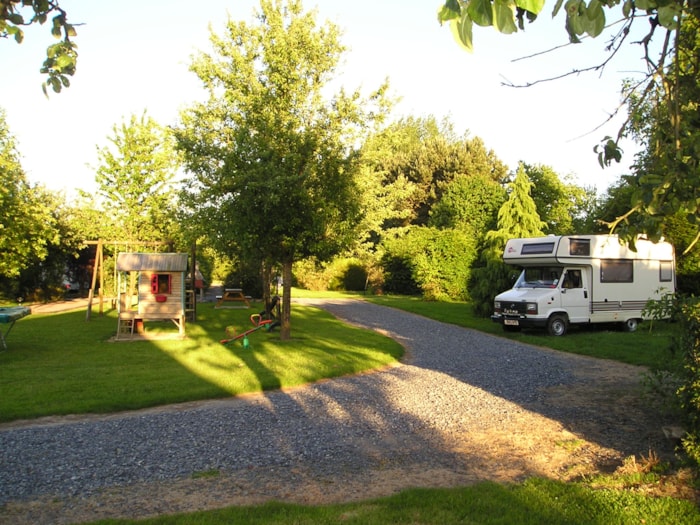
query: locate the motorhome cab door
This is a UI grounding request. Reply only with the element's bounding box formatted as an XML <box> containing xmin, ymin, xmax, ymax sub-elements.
<box><xmin>559</xmin><ymin>268</ymin><xmax>590</xmax><ymax>323</ymax></box>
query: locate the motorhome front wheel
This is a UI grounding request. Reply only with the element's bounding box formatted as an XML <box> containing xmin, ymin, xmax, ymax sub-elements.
<box><xmin>547</xmin><ymin>315</ymin><xmax>568</xmax><ymax>336</ymax></box>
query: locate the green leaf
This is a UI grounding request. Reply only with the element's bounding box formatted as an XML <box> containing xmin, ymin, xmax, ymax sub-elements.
<box><xmin>7</xmin><ymin>25</ymin><xmax>24</xmax><ymax>44</ymax></box>
<box><xmin>634</xmin><ymin>0</ymin><xmax>655</xmax><ymax>9</ymax></box>
<box><xmin>584</xmin><ymin>1</ymin><xmax>605</xmax><ymax>37</ymax></box>
<box><xmin>8</xmin><ymin>13</ymin><xmax>25</xmax><ymax>25</ymax></box>
<box><xmin>565</xmin><ymin>0</ymin><xmax>583</xmax><ymax>17</ymax></box>
<box><xmin>657</xmin><ymin>5</ymin><xmax>679</xmax><ymax>29</ymax></box>
<box><xmin>586</xmin><ymin>0</ymin><xmax>599</xmax><ymax>19</ymax></box>
<box><xmin>437</xmin><ymin>0</ymin><xmax>461</xmax><ymax>24</ymax></box>
<box><xmin>493</xmin><ymin>0</ymin><xmax>518</xmax><ymax>34</ymax></box>
<box><xmin>468</xmin><ymin>0</ymin><xmax>494</xmax><ymax>27</ymax></box>
<box><xmin>49</xmin><ymin>76</ymin><xmax>62</xmax><ymax>93</ymax></box>
<box><xmin>551</xmin><ymin>0</ymin><xmax>565</xmax><ymax>17</ymax></box>
<box><xmin>515</xmin><ymin>0</ymin><xmax>545</xmax><ymax>15</ymax></box>
<box><xmin>450</xmin><ymin>12</ymin><xmax>474</xmax><ymax>51</ymax></box>
<box><xmin>56</xmin><ymin>54</ymin><xmax>74</xmax><ymax>69</ymax></box>
<box><xmin>622</xmin><ymin>0</ymin><xmax>632</xmax><ymax>17</ymax></box>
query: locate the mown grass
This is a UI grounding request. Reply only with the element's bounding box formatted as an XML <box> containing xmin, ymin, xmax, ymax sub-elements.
<box><xmin>0</xmin><ymin>301</ymin><xmax>402</xmax><ymax>422</ymax></box>
<box><xmin>90</xmin><ymin>479</ymin><xmax>700</xmax><ymax>525</ymax></box>
<box><xmin>364</xmin><ymin>295</ymin><xmax>676</xmax><ymax>369</ymax></box>
<box><xmin>2</xmin><ymin>291</ymin><xmax>696</xmax><ymax>525</ymax></box>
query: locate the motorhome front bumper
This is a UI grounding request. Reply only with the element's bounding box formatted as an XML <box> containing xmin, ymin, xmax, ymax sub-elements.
<box><xmin>490</xmin><ymin>314</ymin><xmax>548</xmax><ymax>329</ymax></box>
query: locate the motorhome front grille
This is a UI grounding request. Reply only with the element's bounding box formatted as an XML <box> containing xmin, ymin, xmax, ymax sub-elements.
<box><xmin>501</xmin><ymin>302</ymin><xmax>529</xmax><ymax>314</ymax></box>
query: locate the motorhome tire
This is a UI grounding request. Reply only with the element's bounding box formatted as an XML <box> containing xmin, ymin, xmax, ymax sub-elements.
<box><xmin>623</xmin><ymin>318</ymin><xmax>639</xmax><ymax>332</ymax></box>
<box><xmin>547</xmin><ymin>315</ymin><xmax>568</xmax><ymax>336</ymax></box>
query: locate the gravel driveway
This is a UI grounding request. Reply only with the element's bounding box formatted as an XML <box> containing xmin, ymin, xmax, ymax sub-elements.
<box><xmin>0</xmin><ymin>299</ymin><xmax>675</xmax><ymax>523</ymax></box>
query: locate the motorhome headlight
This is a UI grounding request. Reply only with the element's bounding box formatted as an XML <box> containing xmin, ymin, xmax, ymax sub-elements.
<box><xmin>494</xmin><ymin>301</ymin><xmax>501</xmax><ymax>312</ymax></box>
<box><xmin>526</xmin><ymin>302</ymin><xmax>538</xmax><ymax>314</ymax></box>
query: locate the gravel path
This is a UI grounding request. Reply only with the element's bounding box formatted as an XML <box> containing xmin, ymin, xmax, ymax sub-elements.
<box><xmin>0</xmin><ymin>299</ymin><xmax>674</xmax><ymax>523</ymax></box>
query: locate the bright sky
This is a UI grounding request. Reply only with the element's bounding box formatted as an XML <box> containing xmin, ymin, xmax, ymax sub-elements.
<box><xmin>2</xmin><ymin>0</ymin><xmax>649</xmax><ymax>199</ymax></box>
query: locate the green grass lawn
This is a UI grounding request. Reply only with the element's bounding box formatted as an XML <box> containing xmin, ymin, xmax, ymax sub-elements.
<box><xmin>90</xmin><ymin>479</ymin><xmax>700</xmax><ymax>525</ymax></box>
<box><xmin>0</xmin><ymin>300</ymin><xmax>403</xmax><ymax>422</ymax></box>
<box><xmin>2</xmin><ymin>292</ymin><xmax>695</xmax><ymax>525</ymax></box>
<box><xmin>365</xmin><ymin>295</ymin><xmax>676</xmax><ymax>369</ymax></box>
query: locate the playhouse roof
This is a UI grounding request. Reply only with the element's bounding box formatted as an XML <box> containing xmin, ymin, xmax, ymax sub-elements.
<box><xmin>116</xmin><ymin>253</ymin><xmax>188</xmax><ymax>272</ymax></box>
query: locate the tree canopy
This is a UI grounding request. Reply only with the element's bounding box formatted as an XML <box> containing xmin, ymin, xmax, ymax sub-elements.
<box><xmin>438</xmin><ymin>0</ymin><xmax>699</xmax><ymax>242</ymax></box>
<box><xmin>0</xmin><ymin>107</ymin><xmax>61</xmax><ymax>279</ymax></box>
<box><xmin>175</xmin><ymin>0</ymin><xmax>390</xmax><ymax>338</ymax></box>
<box><xmin>1</xmin><ymin>0</ymin><xmax>79</xmax><ymax>94</ymax></box>
<box><xmin>91</xmin><ymin>112</ymin><xmax>181</xmax><ymax>244</ymax></box>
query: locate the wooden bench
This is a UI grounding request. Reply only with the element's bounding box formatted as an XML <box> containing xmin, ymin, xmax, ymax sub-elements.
<box><xmin>215</xmin><ymin>288</ymin><xmax>251</xmax><ymax>309</ymax></box>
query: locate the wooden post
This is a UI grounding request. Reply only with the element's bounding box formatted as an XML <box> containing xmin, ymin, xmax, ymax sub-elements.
<box><xmin>98</xmin><ymin>241</ymin><xmax>104</xmax><ymax>316</ymax></box>
<box><xmin>86</xmin><ymin>240</ymin><xmax>102</xmax><ymax>321</ymax></box>
<box><xmin>190</xmin><ymin>241</ymin><xmax>197</xmax><ymax>321</ymax></box>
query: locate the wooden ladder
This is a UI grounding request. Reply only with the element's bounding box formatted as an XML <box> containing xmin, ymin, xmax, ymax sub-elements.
<box><xmin>118</xmin><ymin>318</ymin><xmax>134</xmax><ymax>338</ymax></box>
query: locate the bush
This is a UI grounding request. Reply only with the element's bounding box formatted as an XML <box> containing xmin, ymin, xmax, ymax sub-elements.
<box><xmin>672</xmin><ymin>296</ymin><xmax>700</xmax><ymax>465</ymax></box>
<box><xmin>381</xmin><ymin>227</ymin><xmax>478</xmax><ymax>300</ymax></box>
<box><xmin>341</xmin><ymin>263</ymin><xmax>368</xmax><ymax>291</ymax></box>
<box><xmin>293</xmin><ymin>257</ymin><xmax>369</xmax><ymax>292</ymax></box>
<box><xmin>469</xmin><ymin>258</ymin><xmax>520</xmax><ymax>318</ymax></box>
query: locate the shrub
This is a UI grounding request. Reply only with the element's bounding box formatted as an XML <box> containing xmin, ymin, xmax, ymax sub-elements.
<box><xmin>672</xmin><ymin>296</ymin><xmax>700</xmax><ymax>465</ymax></box>
<box><xmin>293</xmin><ymin>257</ymin><xmax>369</xmax><ymax>292</ymax></box>
<box><xmin>381</xmin><ymin>227</ymin><xmax>477</xmax><ymax>300</ymax></box>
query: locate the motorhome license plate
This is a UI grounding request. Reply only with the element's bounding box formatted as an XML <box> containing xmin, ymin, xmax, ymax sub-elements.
<box><xmin>504</xmin><ymin>319</ymin><xmax>519</xmax><ymax>326</ymax></box>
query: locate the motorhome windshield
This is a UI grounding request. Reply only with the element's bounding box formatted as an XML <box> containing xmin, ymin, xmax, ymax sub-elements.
<box><xmin>515</xmin><ymin>267</ymin><xmax>562</xmax><ymax>288</ymax></box>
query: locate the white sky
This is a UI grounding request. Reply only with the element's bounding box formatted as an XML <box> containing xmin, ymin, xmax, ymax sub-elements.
<box><xmin>1</xmin><ymin>0</ymin><xmax>650</xmax><ymax>199</ymax></box>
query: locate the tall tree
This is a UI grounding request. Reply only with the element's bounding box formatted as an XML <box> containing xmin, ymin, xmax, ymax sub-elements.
<box><xmin>360</xmin><ymin>116</ymin><xmax>508</xmax><ymax>228</ymax></box>
<box><xmin>428</xmin><ymin>173</ymin><xmax>507</xmax><ymax>235</ymax></box>
<box><xmin>469</xmin><ymin>163</ymin><xmax>546</xmax><ymax>316</ymax></box>
<box><xmin>616</xmin><ymin>14</ymin><xmax>700</xmax><ymax>243</ymax></box>
<box><xmin>92</xmin><ymin>112</ymin><xmax>181</xmax><ymax>244</ymax></box>
<box><xmin>523</xmin><ymin>163</ymin><xmax>596</xmax><ymax>235</ymax></box>
<box><xmin>175</xmin><ymin>0</ymin><xmax>390</xmax><ymax>339</ymax></box>
<box><xmin>437</xmin><ymin>0</ymin><xmax>699</xmax><ymax>240</ymax></box>
<box><xmin>0</xmin><ymin>107</ymin><xmax>60</xmax><ymax>279</ymax></box>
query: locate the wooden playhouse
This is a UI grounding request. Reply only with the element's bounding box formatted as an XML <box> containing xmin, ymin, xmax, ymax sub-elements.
<box><xmin>115</xmin><ymin>252</ymin><xmax>189</xmax><ymax>340</ymax></box>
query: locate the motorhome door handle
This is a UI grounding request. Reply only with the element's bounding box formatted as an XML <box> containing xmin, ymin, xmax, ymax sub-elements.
<box><xmin>584</xmin><ymin>291</ymin><xmax>588</xmax><ymax>299</ymax></box>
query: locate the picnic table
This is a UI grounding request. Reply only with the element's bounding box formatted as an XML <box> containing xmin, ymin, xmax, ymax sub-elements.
<box><xmin>0</xmin><ymin>306</ymin><xmax>31</xmax><ymax>351</ymax></box>
<box><xmin>215</xmin><ymin>288</ymin><xmax>251</xmax><ymax>309</ymax></box>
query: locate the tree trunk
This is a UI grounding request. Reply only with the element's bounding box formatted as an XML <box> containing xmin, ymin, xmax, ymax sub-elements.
<box><xmin>280</xmin><ymin>260</ymin><xmax>293</xmax><ymax>340</ymax></box>
<box><xmin>261</xmin><ymin>260</ymin><xmax>271</xmax><ymax>317</ymax></box>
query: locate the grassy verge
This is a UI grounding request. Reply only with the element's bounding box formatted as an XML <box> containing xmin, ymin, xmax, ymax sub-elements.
<box><xmin>364</xmin><ymin>295</ymin><xmax>676</xmax><ymax>369</ymax></box>
<box><xmin>89</xmin><ymin>478</ymin><xmax>700</xmax><ymax>525</ymax></box>
<box><xmin>0</xmin><ymin>301</ymin><xmax>402</xmax><ymax>422</ymax></box>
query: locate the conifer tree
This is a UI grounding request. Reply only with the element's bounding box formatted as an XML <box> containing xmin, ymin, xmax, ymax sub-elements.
<box><xmin>469</xmin><ymin>163</ymin><xmax>545</xmax><ymax>316</ymax></box>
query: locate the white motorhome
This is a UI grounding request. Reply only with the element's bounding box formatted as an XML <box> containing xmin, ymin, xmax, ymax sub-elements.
<box><xmin>491</xmin><ymin>234</ymin><xmax>675</xmax><ymax>336</ymax></box>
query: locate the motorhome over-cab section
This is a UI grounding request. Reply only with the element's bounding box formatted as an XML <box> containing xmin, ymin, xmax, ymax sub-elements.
<box><xmin>503</xmin><ymin>235</ymin><xmax>675</xmax><ymax>267</ymax></box>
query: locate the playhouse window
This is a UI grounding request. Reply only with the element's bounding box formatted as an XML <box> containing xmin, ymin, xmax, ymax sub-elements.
<box><xmin>151</xmin><ymin>274</ymin><xmax>172</xmax><ymax>294</ymax></box>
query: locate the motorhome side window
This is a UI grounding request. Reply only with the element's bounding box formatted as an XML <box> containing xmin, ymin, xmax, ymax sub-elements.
<box><xmin>600</xmin><ymin>260</ymin><xmax>633</xmax><ymax>283</ymax></box>
<box><xmin>660</xmin><ymin>261</ymin><xmax>673</xmax><ymax>282</ymax></box>
<box><xmin>569</xmin><ymin>239</ymin><xmax>590</xmax><ymax>256</ymax></box>
<box><xmin>521</xmin><ymin>242</ymin><xmax>555</xmax><ymax>255</ymax></box>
